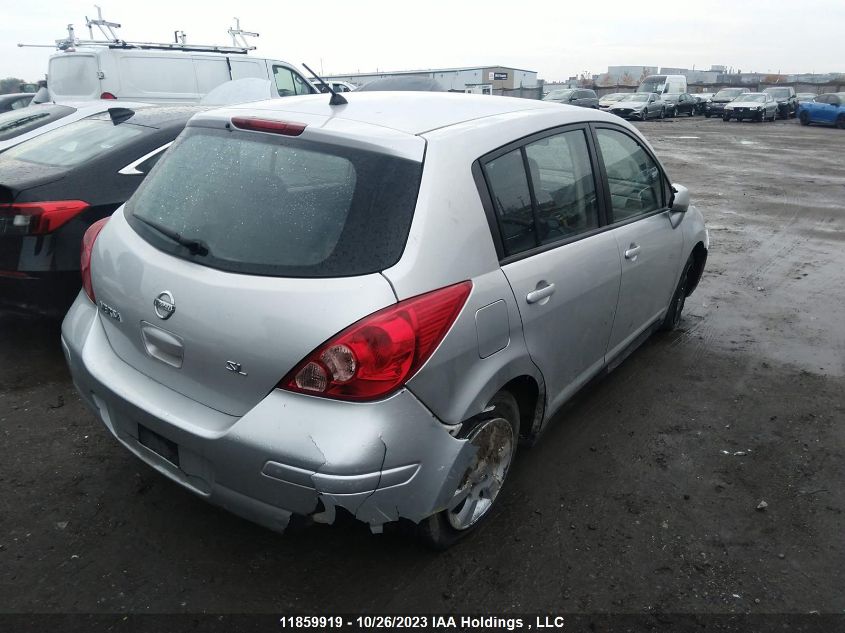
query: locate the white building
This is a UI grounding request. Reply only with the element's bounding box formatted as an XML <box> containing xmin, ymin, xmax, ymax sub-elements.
<box><xmin>322</xmin><ymin>66</ymin><xmax>538</xmax><ymax>92</ymax></box>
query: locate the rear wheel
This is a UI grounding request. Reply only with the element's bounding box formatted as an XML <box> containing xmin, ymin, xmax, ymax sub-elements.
<box><xmin>661</xmin><ymin>256</ymin><xmax>694</xmax><ymax>331</ymax></box>
<box><xmin>705</xmin><ymin>113</ymin><xmax>711</xmax><ymax>118</ymax></box>
<box><xmin>837</xmin><ymin>115</ymin><xmax>845</xmax><ymax>129</ymax></box>
<box><xmin>417</xmin><ymin>391</ymin><xmax>520</xmax><ymax>549</ymax></box>
<box><xmin>800</xmin><ymin>111</ymin><xmax>810</xmax><ymax>126</ymax></box>
<box><xmin>723</xmin><ymin>113</ymin><xmax>731</xmax><ymax>121</ymax></box>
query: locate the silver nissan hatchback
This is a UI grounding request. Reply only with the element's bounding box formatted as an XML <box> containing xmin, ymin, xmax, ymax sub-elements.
<box><xmin>62</xmin><ymin>92</ymin><xmax>708</xmax><ymax>548</ymax></box>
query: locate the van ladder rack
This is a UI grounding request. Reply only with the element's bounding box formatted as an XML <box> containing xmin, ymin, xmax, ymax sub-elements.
<box><xmin>18</xmin><ymin>7</ymin><xmax>257</xmax><ymax>54</ymax></box>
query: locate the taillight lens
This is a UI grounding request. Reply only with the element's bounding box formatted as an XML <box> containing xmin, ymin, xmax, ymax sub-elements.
<box><xmin>100</xmin><ymin>92</ymin><xmax>117</xmax><ymax>99</ymax></box>
<box><xmin>280</xmin><ymin>281</ymin><xmax>472</xmax><ymax>401</ymax></box>
<box><xmin>231</xmin><ymin>116</ymin><xmax>307</xmax><ymax>136</ymax></box>
<box><xmin>80</xmin><ymin>218</ymin><xmax>109</xmax><ymax>303</ymax></box>
<box><xmin>0</xmin><ymin>200</ymin><xmax>89</xmax><ymax>236</ymax></box>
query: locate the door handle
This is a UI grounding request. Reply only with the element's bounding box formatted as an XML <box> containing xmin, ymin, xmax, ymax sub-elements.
<box><xmin>526</xmin><ymin>283</ymin><xmax>555</xmax><ymax>304</ymax></box>
<box><xmin>624</xmin><ymin>243</ymin><xmax>641</xmax><ymax>260</ymax></box>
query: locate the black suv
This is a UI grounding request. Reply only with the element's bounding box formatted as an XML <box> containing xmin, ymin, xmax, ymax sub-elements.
<box><xmin>763</xmin><ymin>87</ymin><xmax>797</xmax><ymax>118</ymax></box>
<box><xmin>542</xmin><ymin>88</ymin><xmax>599</xmax><ymax>109</ymax></box>
<box><xmin>704</xmin><ymin>88</ymin><xmax>750</xmax><ymax>117</ymax></box>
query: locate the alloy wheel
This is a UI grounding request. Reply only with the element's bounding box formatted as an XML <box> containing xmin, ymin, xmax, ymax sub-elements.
<box><xmin>446</xmin><ymin>417</ymin><xmax>515</xmax><ymax>531</ymax></box>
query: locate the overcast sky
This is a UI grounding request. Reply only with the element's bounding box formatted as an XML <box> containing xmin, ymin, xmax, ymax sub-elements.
<box><xmin>3</xmin><ymin>0</ymin><xmax>842</xmax><ymax>82</ymax></box>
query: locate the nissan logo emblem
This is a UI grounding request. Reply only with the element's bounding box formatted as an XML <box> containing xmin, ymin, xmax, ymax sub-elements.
<box><xmin>153</xmin><ymin>291</ymin><xmax>175</xmax><ymax>320</ymax></box>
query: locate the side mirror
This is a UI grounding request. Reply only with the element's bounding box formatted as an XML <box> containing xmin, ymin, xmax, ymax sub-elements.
<box><xmin>671</xmin><ymin>184</ymin><xmax>690</xmax><ymax>213</ymax></box>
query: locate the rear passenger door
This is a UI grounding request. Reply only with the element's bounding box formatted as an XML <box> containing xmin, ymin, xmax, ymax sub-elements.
<box><xmin>594</xmin><ymin>125</ymin><xmax>684</xmax><ymax>360</ymax></box>
<box><xmin>480</xmin><ymin>125</ymin><xmax>621</xmax><ymax>413</ymax></box>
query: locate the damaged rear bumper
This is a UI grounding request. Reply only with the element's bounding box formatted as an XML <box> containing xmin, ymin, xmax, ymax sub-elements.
<box><xmin>61</xmin><ymin>295</ymin><xmax>474</xmax><ymax>534</ymax></box>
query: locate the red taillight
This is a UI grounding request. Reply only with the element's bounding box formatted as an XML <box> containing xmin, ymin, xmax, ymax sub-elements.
<box><xmin>100</xmin><ymin>92</ymin><xmax>117</xmax><ymax>99</ymax></box>
<box><xmin>231</xmin><ymin>116</ymin><xmax>307</xmax><ymax>136</ymax></box>
<box><xmin>0</xmin><ymin>200</ymin><xmax>89</xmax><ymax>236</ymax></box>
<box><xmin>280</xmin><ymin>281</ymin><xmax>472</xmax><ymax>401</ymax></box>
<box><xmin>80</xmin><ymin>218</ymin><xmax>109</xmax><ymax>303</ymax></box>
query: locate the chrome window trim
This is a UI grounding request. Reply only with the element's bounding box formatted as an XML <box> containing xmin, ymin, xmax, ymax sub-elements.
<box><xmin>118</xmin><ymin>142</ymin><xmax>173</xmax><ymax>176</ymax></box>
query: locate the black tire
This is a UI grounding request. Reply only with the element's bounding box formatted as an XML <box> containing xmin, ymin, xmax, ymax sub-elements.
<box><xmin>417</xmin><ymin>391</ymin><xmax>520</xmax><ymax>550</ymax></box>
<box><xmin>723</xmin><ymin>113</ymin><xmax>730</xmax><ymax>122</ymax></box>
<box><xmin>837</xmin><ymin>115</ymin><xmax>845</xmax><ymax>130</ymax></box>
<box><xmin>800</xmin><ymin>111</ymin><xmax>810</xmax><ymax>126</ymax></box>
<box><xmin>705</xmin><ymin>113</ymin><xmax>711</xmax><ymax>118</ymax></box>
<box><xmin>661</xmin><ymin>256</ymin><xmax>694</xmax><ymax>331</ymax></box>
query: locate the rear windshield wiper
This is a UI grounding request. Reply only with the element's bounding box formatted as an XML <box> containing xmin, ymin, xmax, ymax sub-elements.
<box><xmin>133</xmin><ymin>214</ymin><xmax>210</xmax><ymax>256</ymax></box>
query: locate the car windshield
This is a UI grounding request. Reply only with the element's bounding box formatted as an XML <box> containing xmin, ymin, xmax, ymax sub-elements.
<box><xmin>765</xmin><ymin>89</ymin><xmax>790</xmax><ymax>98</ymax></box>
<box><xmin>714</xmin><ymin>89</ymin><xmax>745</xmax><ymax>100</ymax></box>
<box><xmin>127</xmin><ymin>127</ymin><xmax>424</xmax><ymax>278</ymax></box>
<box><xmin>2</xmin><ymin>117</ymin><xmax>144</xmax><ymax>167</ymax></box>
<box><xmin>740</xmin><ymin>94</ymin><xmax>767</xmax><ymax>102</ymax></box>
<box><xmin>622</xmin><ymin>94</ymin><xmax>650</xmax><ymax>102</ymax></box>
<box><xmin>601</xmin><ymin>93</ymin><xmax>625</xmax><ymax>102</ymax></box>
<box><xmin>639</xmin><ymin>79</ymin><xmax>665</xmax><ymax>93</ymax></box>
<box><xmin>544</xmin><ymin>89</ymin><xmax>574</xmax><ymax>101</ymax></box>
<box><xmin>0</xmin><ymin>105</ymin><xmax>75</xmax><ymax>142</ymax></box>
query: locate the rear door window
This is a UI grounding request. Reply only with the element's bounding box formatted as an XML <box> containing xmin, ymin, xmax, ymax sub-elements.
<box><xmin>596</xmin><ymin>128</ymin><xmax>665</xmax><ymax>222</ymax></box>
<box><xmin>524</xmin><ymin>130</ymin><xmax>599</xmax><ymax>244</ymax></box>
<box><xmin>48</xmin><ymin>55</ymin><xmax>99</xmax><ymax>97</ymax></box>
<box><xmin>127</xmin><ymin>127</ymin><xmax>423</xmax><ymax>277</ymax></box>
<box><xmin>484</xmin><ymin>128</ymin><xmax>600</xmax><ymax>257</ymax></box>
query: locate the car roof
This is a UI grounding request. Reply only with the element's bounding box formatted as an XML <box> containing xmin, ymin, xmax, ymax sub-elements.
<box><xmin>88</xmin><ymin>104</ymin><xmax>210</xmax><ymax>129</ymax></box>
<box><xmin>199</xmin><ymin>92</ymin><xmax>570</xmax><ymax>135</ymax></box>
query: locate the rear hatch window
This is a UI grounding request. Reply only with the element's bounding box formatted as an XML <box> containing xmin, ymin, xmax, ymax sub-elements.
<box><xmin>126</xmin><ymin>127</ymin><xmax>423</xmax><ymax>277</ymax></box>
<box><xmin>2</xmin><ymin>117</ymin><xmax>145</xmax><ymax>167</ymax></box>
<box><xmin>0</xmin><ymin>105</ymin><xmax>75</xmax><ymax>142</ymax></box>
<box><xmin>49</xmin><ymin>55</ymin><xmax>99</xmax><ymax>97</ymax></box>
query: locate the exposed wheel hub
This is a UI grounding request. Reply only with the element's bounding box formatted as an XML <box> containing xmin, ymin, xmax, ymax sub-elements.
<box><xmin>447</xmin><ymin>417</ymin><xmax>515</xmax><ymax>531</ymax></box>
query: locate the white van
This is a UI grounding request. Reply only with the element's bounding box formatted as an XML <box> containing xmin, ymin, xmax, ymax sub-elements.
<box><xmin>638</xmin><ymin>74</ymin><xmax>687</xmax><ymax>96</ymax></box>
<box><xmin>48</xmin><ymin>48</ymin><xmax>316</xmax><ymax>103</ymax></box>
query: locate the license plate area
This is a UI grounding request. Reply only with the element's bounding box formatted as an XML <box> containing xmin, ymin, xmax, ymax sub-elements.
<box><xmin>138</xmin><ymin>424</ymin><xmax>180</xmax><ymax>468</ymax></box>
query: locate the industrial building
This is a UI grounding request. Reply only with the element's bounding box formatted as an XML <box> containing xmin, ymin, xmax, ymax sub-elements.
<box><xmin>322</xmin><ymin>66</ymin><xmax>538</xmax><ymax>92</ymax></box>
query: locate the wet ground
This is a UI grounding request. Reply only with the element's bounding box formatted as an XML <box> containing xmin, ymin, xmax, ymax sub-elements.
<box><xmin>1</xmin><ymin>117</ymin><xmax>844</xmax><ymax>621</ymax></box>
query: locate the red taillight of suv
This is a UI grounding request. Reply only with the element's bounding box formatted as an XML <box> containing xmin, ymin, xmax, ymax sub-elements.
<box><xmin>80</xmin><ymin>218</ymin><xmax>109</xmax><ymax>303</ymax></box>
<box><xmin>280</xmin><ymin>281</ymin><xmax>472</xmax><ymax>402</ymax></box>
<box><xmin>0</xmin><ymin>200</ymin><xmax>89</xmax><ymax>236</ymax></box>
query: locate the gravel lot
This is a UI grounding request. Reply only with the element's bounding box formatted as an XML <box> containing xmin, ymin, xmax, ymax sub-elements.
<box><xmin>1</xmin><ymin>116</ymin><xmax>843</xmax><ymax>620</ymax></box>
